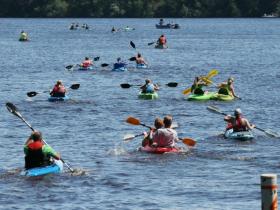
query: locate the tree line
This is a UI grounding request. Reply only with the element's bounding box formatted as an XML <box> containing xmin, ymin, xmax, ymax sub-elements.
<box><xmin>0</xmin><ymin>0</ymin><xmax>279</xmax><ymax>18</ymax></box>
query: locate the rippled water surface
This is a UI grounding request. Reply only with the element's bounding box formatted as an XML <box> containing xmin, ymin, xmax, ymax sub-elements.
<box><xmin>0</xmin><ymin>18</ymin><xmax>280</xmax><ymax>210</ymax></box>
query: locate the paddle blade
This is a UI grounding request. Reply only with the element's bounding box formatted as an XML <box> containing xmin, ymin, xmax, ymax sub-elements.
<box><xmin>94</xmin><ymin>57</ymin><xmax>100</xmax><ymax>61</ymax></box>
<box><xmin>206</xmin><ymin>69</ymin><xmax>219</xmax><ymax>79</ymax></box>
<box><xmin>27</xmin><ymin>91</ymin><xmax>38</xmax><ymax>97</ymax></box>
<box><xmin>207</xmin><ymin>106</ymin><xmax>226</xmax><ymax>115</ymax></box>
<box><xmin>126</xmin><ymin>117</ymin><xmax>140</xmax><ymax>125</ymax></box>
<box><xmin>148</xmin><ymin>42</ymin><xmax>155</xmax><ymax>46</ymax></box>
<box><xmin>129</xmin><ymin>57</ymin><xmax>136</xmax><ymax>61</ymax></box>
<box><xmin>101</xmin><ymin>63</ymin><xmax>109</xmax><ymax>67</ymax></box>
<box><xmin>123</xmin><ymin>134</ymin><xmax>136</xmax><ymax>141</ymax></box>
<box><xmin>182</xmin><ymin>87</ymin><xmax>191</xmax><ymax>95</ymax></box>
<box><xmin>120</xmin><ymin>84</ymin><xmax>131</xmax><ymax>88</ymax></box>
<box><xmin>181</xmin><ymin>138</ymin><xmax>196</xmax><ymax>147</ymax></box>
<box><xmin>65</xmin><ymin>65</ymin><xmax>74</xmax><ymax>69</ymax></box>
<box><xmin>130</xmin><ymin>41</ymin><xmax>136</xmax><ymax>49</ymax></box>
<box><xmin>255</xmin><ymin>127</ymin><xmax>279</xmax><ymax>138</ymax></box>
<box><xmin>70</xmin><ymin>84</ymin><xmax>80</xmax><ymax>90</ymax></box>
<box><xmin>166</xmin><ymin>82</ymin><xmax>178</xmax><ymax>87</ymax></box>
<box><xmin>6</xmin><ymin>102</ymin><xmax>18</xmax><ymax>114</ymax></box>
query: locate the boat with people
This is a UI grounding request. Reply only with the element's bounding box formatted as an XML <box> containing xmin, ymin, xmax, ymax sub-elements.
<box><xmin>48</xmin><ymin>95</ymin><xmax>70</xmax><ymax>102</ymax></box>
<box><xmin>139</xmin><ymin>145</ymin><xmax>181</xmax><ymax>154</ymax></box>
<box><xmin>224</xmin><ymin>129</ymin><xmax>254</xmax><ymax>141</ymax></box>
<box><xmin>138</xmin><ymin>91</ymin><xmax>159</xmax><ymax>100</ymax></box>
<box><xmin>23</xmin><ymin>160</ymin><xmax>63</xmax><ymax>177</ymax></box>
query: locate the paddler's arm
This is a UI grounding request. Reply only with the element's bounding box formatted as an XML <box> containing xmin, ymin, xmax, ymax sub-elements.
<box><xmin>42</xmin><ymin>145</ymin><xmax>61</xmax><ymax>160</ymax></box>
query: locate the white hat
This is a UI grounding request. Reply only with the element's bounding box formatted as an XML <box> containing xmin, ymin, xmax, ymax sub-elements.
<box><xmin>234</xmin><ymin>108</ymin><xmax>242</xmax><ymax>115</ymax></box>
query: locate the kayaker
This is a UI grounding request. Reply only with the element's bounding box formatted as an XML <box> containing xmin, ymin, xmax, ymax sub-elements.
<box><xmin>157</xmin><ymin>34</ymin><xmax>167</xmax><ymax>46</ymax></box>
<box><xmin>81</xmin><ymin>57</ymin><xmax>93</xmax><ymax>68</ymax></box>
<box><xmin>111</xmin><ymin>27</ymin><xmax>116</xmax><ymax>32</ymax></box>
<box><xmin>159</xmin><ymin>18</ymin><xmax>164</xmax><ymax>25</ymax></box>
<box><xmin>151</xmin><ymin>115</ymin><xmax>179</xmax><ymax>148</ymax></box>
<box><xmin>224</xmin><ymin>108</ymin><xmax>255</xmax><ymax>132</ymax></box>
<box><xmin>135</xmin><ymin>53</ymin><xmax>148</xmax><ymax>65</ymax></box>
<box><xmin>140</xmin><ymin>79</ymin><xmax>159</xmax><ymax>93</ymax></box>
<box><xmin>191</xmin><ymin>76</ymin><xmax>207</xmax><ymax>95</ymax></box>
<box><xmin>50</xmin><ymin>80</ymin><xmax>66</xmax><ymax>97</ymax></box>
<box><xmin>19</xmin><ymin>31</ymin><xmax>28</xmax><ymax>41</ymax></box>
<box><xmin>217</xmin><ymin>77</ymin><xmax>239</xmax><ymax>98</ymax></box>
<box><xmin>142</xmin><ymin>118</ymin><xmax>164</xmax><ymax>147</ymax></box>
<box><xmin>69</xmin><ymin>23</ymin><xmax>76</xmax><ymax>30</ymax></box>
<box><xmin>24</xmin><ymin>131</ymin><xmax>60</xmax><ymax>169</ymax></box>
<box><xmin>113</xmin><ymin>57</ymin><xmax>127</xmax><ymax>69</ymax></box>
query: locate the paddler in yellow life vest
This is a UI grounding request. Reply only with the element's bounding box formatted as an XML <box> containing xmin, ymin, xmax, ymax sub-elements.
<box><xmin>191</xmin><ymin>76</ymin><xmax>207</xmax><ymax>95</ymax></box>
<box><xmin>19</xmin><ymin>30</ymin><xmax>28</xmax><ymax>41</ymax></box>
<box><xmin>217</xmin><ymin>77</ymin><xmax>239</xmax><ymax>98</ymax></box>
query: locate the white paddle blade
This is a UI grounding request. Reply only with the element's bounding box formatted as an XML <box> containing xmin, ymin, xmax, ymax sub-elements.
<box><xmin>123</xmin><ymin>134</ymin><xmax>135</xmax><ymax>141</ymax></box>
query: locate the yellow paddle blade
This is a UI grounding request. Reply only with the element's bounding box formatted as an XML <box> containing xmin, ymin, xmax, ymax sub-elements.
<box><xmin>181</xmin><ymin>138</ymin><xmax>196</xmax><ymax>146</ymax></box>
<box><xmin>126</xmin><ymin>117</ymin><xmax>140</xmax><ymax>125</ymax></box>
<box><xmin>201</xmin><ymin>77</ymin><xmax>213</xmax><ymax>85</ymax></box>
<box><xmin>182</xmin><ymin>87</ymin><xmax>192</xmax><ymax>95</ymax></box>
<box><xmin>206</xmin><ymin>69</ymin><xmax>219</xmax><ymax>79</ymax></box>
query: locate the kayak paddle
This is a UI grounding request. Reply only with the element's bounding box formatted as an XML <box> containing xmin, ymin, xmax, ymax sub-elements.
<box><xmin>182</xmin><ymin>69</ymin><xmax>219</xmax><ymax>95</ymax></box>
<box><xmin>126</xmin><ymin>116</ymin><xmax>196</xmax><ymax>146</ymax></box>
<box><xmin>130</xmin><ymin>41</ymin><xmax>136</xmax><ymax>49</ymax></box>
<box><xmin>129</xmin><ymin>57</ymin><xmax>136</xmax><ymax>61</ymax></box>
<box><xmin>207</xmin><ymin>105</ymin><xmax>279</xmax><ymax>138</ymax></box>
<box><xmin>27</xmin><ymin>83</ymin><xmax>80</xmax><ymax>97</ymax></box>
<box><xmin>148</xmin><ymin>41</ymin><xmax>156</xmax><ymax>46</ymax></box>
<box><xmin>5</xmin><ymin>102</ymin><xmax>74</xmax><ymax>172</ymax></box>
<box><xmin>120</xmin><ymin>82</ymin><xmax>178</xmax><ymax>89</ymax></box>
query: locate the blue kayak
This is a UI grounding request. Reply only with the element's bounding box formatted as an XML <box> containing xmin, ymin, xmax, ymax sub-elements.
<box><xmin>112</xmin><ymin>67</ymin><xmax>128</xmax><ymax>72</ymax></box>
<box><xmin>78</xmin><ymin>66</ymin><xmax>94</xmax><ymax>71</ymax></box>
<box><xmin>136</xmin><ymin>63</ymin><xmax>147</xmax><ymax>69</ymax></box>
<box><xmin>224</xmin><ymin>129</ymin><xmax>254</xmax><ymax>141</ymax></box>
<box><xmin>48</xmin><ymin>95</ymin><xmax>70</xmax><ymax>102</ymax></box>
<box><xmin>23</xmin><ymin>160</ymin><xmax>63</xmax><ymax>177</ymax></box>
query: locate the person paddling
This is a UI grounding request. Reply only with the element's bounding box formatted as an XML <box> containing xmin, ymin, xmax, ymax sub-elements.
<box><xmin>217</xmin><ymin>77</ymin><xmax>239</xmax><ymax>98</ymax></box>
<box><xmin>224</xmin><ymin>108</ymin><xmax>255</xmax><ymax>132</ymax></box>
<box><xmin>19</xmin><ymin>30</ymin><xmax>28</xmax><ymax>41</ymax></box>
<box><xmin>80</xmin><ymin>57</ymin><xmax>93</xmax><ymax>68</ymax></box>
<box><xmin>135</xmin><ymin>53</ymin><xmax>148</xmax><ymax>65</ymax></box>
<box><xmin>151</xmin><ymin>115</ymin><xmax>179</xmax><ymax>148</ymax></box>
<box><xmin>113</xmin><ymin>57</ymin><xmax>127</xmax><ymax>69</ymax></box>
<box><xmin>157</xmin><ymin>34</ymin><xmax>167</xmax><ymax>46</ymax></box>
<box><xmin>24</xmin><ymin>131</ymin><xmax>61</xmax><ymax>169</ymax></box>
<box><xmin>50</xmin><ymin>80</ymin><xmax>66</xmax><ymax>97</ymax></box>
<box><xmin>142</xmin><ymin>118</ymin><xmax>164</xmax><ymax>147</ymax></box>
<box><xmin>140</xmin><ymin>79</ymin><xmax>159</xmax><ymax>94</ymax></box>
<box><xmin>191</xmin><ymin>76</ymin><xmax>207</xmax><ymax>95</ymax></box>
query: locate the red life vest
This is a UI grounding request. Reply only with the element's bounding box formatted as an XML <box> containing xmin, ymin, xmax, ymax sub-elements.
<box><xmin>28</xmin><ymin>141</ymin><xmax>43</xmax><ymax>150</ymax></box>
<box><xmin>82</xmin><ymin>60</ymin><xmax>92</xmax><ymax>67</ymax></box>
<box><xmin>52</xmin><ymin>85</ymin><xmax>66</xmax><ymax>94</ymax></box>
<box><xmin>233</xmin><ymin>117</ymin><xmax>246</xmax><ymax>132</ymax></box>
<box><xmin>159</xmin><ymin>36</ymin><xmax>166</xmax><ymax>45</ymax></box>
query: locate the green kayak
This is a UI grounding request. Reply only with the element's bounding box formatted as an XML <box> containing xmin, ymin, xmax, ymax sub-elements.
<box><xmin>138</xmin><ymin>92</ymin><xmax>159</xmax><ymax>100</ymax></box>
<box><xmin>211</xmin><ymin>93</ymin><xmax>234</xmax><ymax>101</ymax></box>
<box><xmin>187</xmin><ymin>92</ymin><xmax>215</xmax><ymax>101</ymax></box>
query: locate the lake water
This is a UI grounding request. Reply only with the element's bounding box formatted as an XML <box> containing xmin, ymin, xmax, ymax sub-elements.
<box><xmin>0</xmin><ymin>18</ymin><xmax>280</xmax><ymax>210</ymax></box>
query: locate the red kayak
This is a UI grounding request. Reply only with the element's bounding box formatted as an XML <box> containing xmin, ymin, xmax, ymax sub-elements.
<box><xmin>139</xmin><ymin>145</ymin><xmax>181</xmax><ymax>154</ymax></box>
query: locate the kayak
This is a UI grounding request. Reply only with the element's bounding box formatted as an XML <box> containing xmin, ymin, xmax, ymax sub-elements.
<box><xmin>78</xmin><ymin>66</ymin><xmax>94</xmax><ymax>71</ymax></box>
<box><xmin>187</xmin><ymin>92</ymin><xmax>215</xmax><ymax>101</ymax></box>
<box><xmin>48</xmin><ymin>95</ymin><xmax>70</xmax><ymax>102</ymax></box>
<box><xmin>211</xmin><ymin>93</ymin><xmax>234</xmax><ymax>101</ymax></box>
<box><xmin>112</xmin><ymin>67</ymin><xmax>128</xmax><ymax>72</ymax></box>
<box><xmin>124</xmin><ymin>27</ymin><xmax>135</xmax><ymax>31</ymax></box>
<box><xmin>155</xmin><ymin>24</ymin><xmax>180</xmax><ymax>29</ymax></box>
<box><xmin>19</xmin><ymin>38</ymin><xmax>28</xmax><ymax>41</ymax></box>
<box><xmin>23</xmin><ymin>160</ymin><xmax>63</xmax><ymax>177</ymax></box>
<box><xmin>224</xmin><ymin>129</ymin><xmax>254</xmax><ymax>141</ymax></box>
<box><xmin>138</xmin><ymin>92</ymin><xmax>159</xmax><ymax>100</ymax></box>
<box><xmin>136</xmin><ymin>63</ymin><xmax>148</xmax><ymax>69</ymax></box>
<box><xmin>139</xmin><ymin>145</ymin><xmax>181</xmax><ymax>154</ymax></box>
<box><xmin>155</xmin><ymin>44</ymin><xmax>168</xmax><ymax>49</ymax></box>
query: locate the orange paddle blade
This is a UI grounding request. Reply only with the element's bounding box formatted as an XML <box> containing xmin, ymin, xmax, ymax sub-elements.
<box><xmin>126</xmin><ymin>117</ymin><xmax>140</xmax><ymax>125</ymax></box>
<box><xmin>182</xmin><ymin>87</ymin><xmax>191</xmax><ymax>95</ymax></box>
<box><xmin>181</xmin><ymin>138</ymin><xmax>196</xmax><ymax>146</ymax></box>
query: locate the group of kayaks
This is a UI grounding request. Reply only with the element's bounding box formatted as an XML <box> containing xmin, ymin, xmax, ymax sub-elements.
<box><xmin>187</xmin><ymin>92</ymin><xmax>235</xmax><ymax>101</ymax></box>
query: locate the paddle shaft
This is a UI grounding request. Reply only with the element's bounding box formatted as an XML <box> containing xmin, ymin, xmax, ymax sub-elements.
<box><xmin>11</xmin><ymin>108</ymin><xmax>74</xmax><ymax>172</ymax></box>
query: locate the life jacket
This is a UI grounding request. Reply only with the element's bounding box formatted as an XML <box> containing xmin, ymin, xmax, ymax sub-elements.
<box><xmin>159</xmin><ymin>36</ymin><xmax>166</xmax><ymax>45</ymax></box>
<box><xmin>233</xmin><ymin>117</ymin><xmax>247</xmax><ymax>132</ymax></box>
<box><xmin>51</xmin><ymin>85</ymin><xmax>66</xmax><ymax>97</ymax></box>
<box><xmin>218</xmin><ymin>85</ymin><xmax>230</xmax><ymax>95</ymax></box>
<box><xmin>146</xmin><ymin>84</ymin><xmax>155</xmax><ymax>93</ymax></box>
<box><xmin>25</xmin><ymin>141</ymin><xmax>46</xmax><ymax>169</ymax></box>
<box><xmin>82</xmin><ymin>60</ymin><xmax>92</xmax><ymax>68</ymax></box>
<box><xmin>191</xmin><ymin>84</ymin><xmax>204</xmax><ymax>95</ymax></box>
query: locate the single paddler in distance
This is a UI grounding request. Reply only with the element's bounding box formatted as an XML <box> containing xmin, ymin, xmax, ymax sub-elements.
<box><xmin>19</xmin><ymin>30</ymin><xmax>29</xmax><ymax>41</ymax></box>
<box><xmin>215</xmin><ymin>77</ymin><xmax>240</xmax><ymax>100</ymax></box>
<box><xmin>50</xmin><ymin>80</ymin><xmax>67</xmax><ymax>97</ymax></box>
<box><xmin>139</xmin><ymin>79</ymin><xmax>159</xmax><ymax>99</ymax></box>
<box><xmin>80</xmin><ymin>57</ymin><xmax>93</xmax><ymax>69</ymax></box>
<box><xmin>155</xmin><ymin>34</ymin><xmax>167</xmax><ymax>49</ymax></box>
<box><xmin>135</xmin><ymin>53</ymin><xmax>148</xmax><ymax>68</ymax></box>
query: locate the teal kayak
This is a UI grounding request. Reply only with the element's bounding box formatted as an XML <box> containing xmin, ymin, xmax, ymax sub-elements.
<box><xmin>224</xmin><ymin>129</ymin><xmax>254</xmax><ymax>141</ymax></box>
<box><xmin>138</xmin><ymin>92</ymin><xmax>159</xmax><ymax>100</ymax></box>
<box><xmin>78</xmin><ymin>66</ymin><xmax>94</xmax><ymax>71</ymax></box>
<box><xmin>155</xmin><ymin>44</ymin><xmax>168</xmax><ymax>49</ymax></box>
<box><xmin>136</xmin><ymin>63</ymin><xmax>147</xmax><ymax>69</ymax></box>
<box><xmin>112</xmin><ymin>67</ymin><xmax>128</xmax><ymax>72</ymax></box>
<box><xmin>187</xmin><ymin>92</ymin><xmax>215</xmax><ymax>101</ymax></box>
<box><xmin>23</xmin><ymin>160</ymin><xmax>63</xmax><ymax>177</ymax></box>
<box><xmin>48</xmin><ymin>95</ymin><xmax>70</xmax><ymax>102</ymax></box>
<box><xmin>211</xmin><ymin>93</ymin><xmax>234</xmax><ymax>101</ymax></box>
